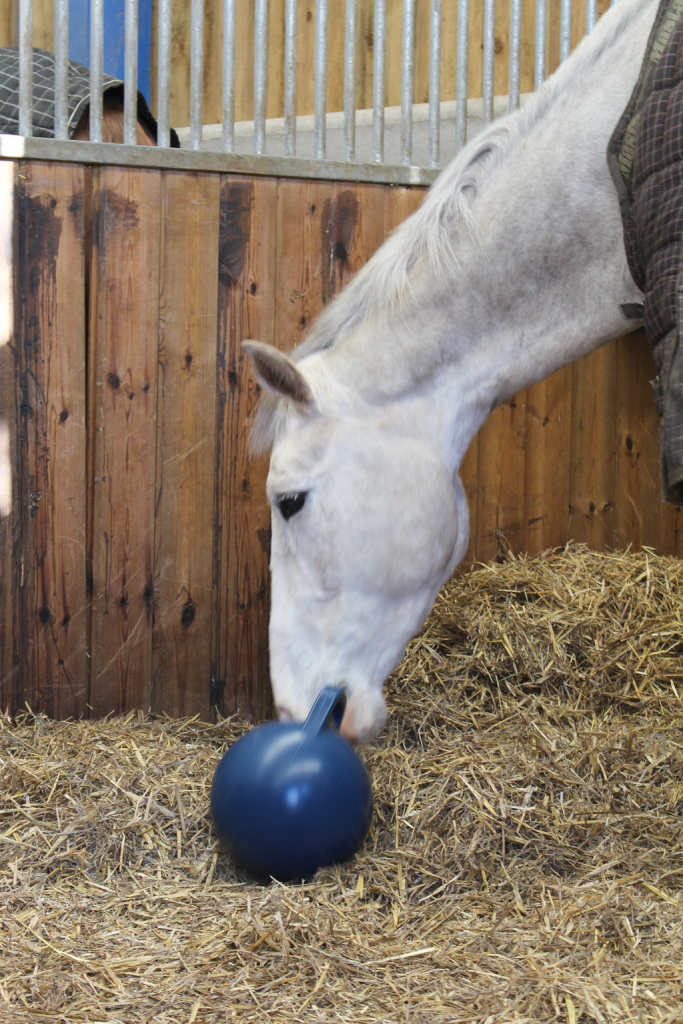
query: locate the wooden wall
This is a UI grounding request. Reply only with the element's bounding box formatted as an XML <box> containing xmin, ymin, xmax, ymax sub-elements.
<box><xmin>17</xmin><ymin>0</ymin><xmax>612</xmax><ymax>128</ymax></box>
<box><xmin>1</xmin><ymin>161</ymin><xmax>680</xmax><ymax>724</ymax></box>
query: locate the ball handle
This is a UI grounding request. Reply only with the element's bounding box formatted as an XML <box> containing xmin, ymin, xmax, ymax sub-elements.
<box><xmin>302</xmin><ymin>688</ymin><xmax>347</xmax><ymax>736</ymax></box>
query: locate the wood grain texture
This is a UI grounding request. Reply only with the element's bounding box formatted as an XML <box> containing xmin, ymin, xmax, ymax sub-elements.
<box><xmin>152</xmin><ymin>171</ymin><xmax>220</xmax><ymax>719</ymax></box>
<box><xmin>276</xmin><ymin>178</ymin><xmax>335</xmax><ymax>352</ymax></box>
<box><xmin>89</xmin><ymin>167</ymin><xmax>161</xmax><ymax>717</ymax></box>
<box><xmin>0</xmin><ymin>160</ymin><xmax>21</xmax><ymax>715</ymax></box>
<box><xmin>657</xmin><ymin>500</ymin><xmax>683</xmax><ymax>557</ymax></box>
<box><xmin>0</xmin><ymin>0</ymin><xmax>16</xmax><ymax>47</ymax></box>
<box><xmin>477</xmin><ymin>392</ymin><xmax>527</xmax><ymax>563</ymax></box>
<box><xmin>17</xmin><ymin>161</ymin><xmax>87</xmax><ymax>719</ymax></box>
<box><xmin>523</xmin><ymin>366</ymin><xmax>572</xmax><ymax>556</ymax></box>
<box><xmin>568</xmin><ymin>342</ymin><xmax>617</xmax><ymax>550</ymax></box>
<box><xmin>383</xmin><ymin>184</ymin><xmax>425</xmax><ymax>233</ymax></box>
<box><xmin>458</xmin><ymin>436</ymin><xmax>479</xmax><ymax>568</ymax></box>
<box><xmin>213</xmin><ymin>175</ymin><xmax>278</xmax><ymax>723</ymax></box>
<box><xmin>26</xmin><ymin>0</ymin><xmax>54</xmax><ymax>52</ymax></box>
<box><xmin>614</xmin><ymin>331</ymin><xmax>659</xmax><ymax>552</ymax></box>
<box><xmin>3</xmin><ymin>160</ymin><xmax>682</xmax><ymax>728</ymax></box>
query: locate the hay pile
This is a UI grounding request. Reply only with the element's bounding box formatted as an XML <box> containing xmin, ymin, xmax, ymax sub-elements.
<box><xmin>1</xmin><ymin>544</ymin><xmax>682</xmax><ymax>1024</ymax></box>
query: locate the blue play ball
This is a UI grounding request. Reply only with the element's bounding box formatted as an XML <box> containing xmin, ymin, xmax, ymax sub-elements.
<box><xmin>210</xmin><ymin>688</ymin><xmax>373</xmax><ymax>881</ymax></box>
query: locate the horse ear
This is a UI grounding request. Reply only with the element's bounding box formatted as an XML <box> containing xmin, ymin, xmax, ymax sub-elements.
<box><xmin>242</xmin><ymin>340</ymin><xmax>314</xmax><ymax>406</ymax></box>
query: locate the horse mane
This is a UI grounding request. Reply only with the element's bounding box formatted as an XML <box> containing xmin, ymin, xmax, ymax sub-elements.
<box><xmin>250</xmin><ymin>0</ymin><xmax>647</xmax><ymax>454</ymax></box>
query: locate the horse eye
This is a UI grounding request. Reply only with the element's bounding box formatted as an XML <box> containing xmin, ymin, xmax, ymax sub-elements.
<box><xmin>275</xmin><ymin>492</ymin><xmax>307</xmax><ymax>521</ymax></box>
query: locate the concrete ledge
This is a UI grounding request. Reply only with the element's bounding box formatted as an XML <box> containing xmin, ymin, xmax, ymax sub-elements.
<box><xmin>176</xmin><ymin>94</ymin><xmax>533</xmax><ymax>169</ymax></box>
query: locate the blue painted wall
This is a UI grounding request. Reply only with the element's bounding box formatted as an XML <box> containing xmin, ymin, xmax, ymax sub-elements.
<box><xmin>69</xmin><ymin>0</ymin><xmax>153</xmax><ymax>104</ymax></box>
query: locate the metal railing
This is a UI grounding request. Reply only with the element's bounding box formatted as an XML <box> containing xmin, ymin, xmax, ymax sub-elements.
<box><xmin>10</xmin><ymin>0</ymin><xmax>618</xmax><ymax>185</ymax></box>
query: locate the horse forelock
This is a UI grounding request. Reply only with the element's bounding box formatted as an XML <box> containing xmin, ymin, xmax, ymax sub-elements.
<box><xmin>249</xmin><ymin>0</ymin><xmax>649</xmax><ymax>453</ymax></box>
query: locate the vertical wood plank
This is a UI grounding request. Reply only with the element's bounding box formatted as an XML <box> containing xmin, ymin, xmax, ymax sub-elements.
<box><xmin>523</xmin><ymin>365</ymin><xmax>572</xmax><ymax>555</ymax></box>
<box><xmin>213</xmin><ymin>175</ymin><xmax>278</xmax><ymax>723</ymax></box>
<box><xmin>18</xmin><ymin>161</ymin><xmax>87</xmax><ymax>719</ymax></box>
<box><xmin>276</xmin><ymin>178</ymin><xmax>335</xmax><ymax>352</ymax></box>
<box><xmin>477</xmin><ymin>393</ymin><xmax>527</xmax><ymax>563</ymax></box>
<box><xmin>614</xmin><ymin>331</ymin><xmax>659</xmax><ymax>552</ymax></box>
<box><xmin>152</xmin><ymin>171</ymin><xmax>220</xmax><ymax>720</ymax></box>
<box><xmin>0</xmin><ymin>160</ymin><xmax>21</xmax><ymax>715</ymax></box>
<box><xmin>355</xmin><ymin>0</ymin><xmax>375</xmax><ymax>112</ymax></box>
<box><xmin>657</xmin><ymin>499</ymin><xmax>683</xmax><ymax>557</ymax></box>
<box><xmin>316</xmin><ymin>182</ymin><xmax>386</xmax><ymax>308</ymax></box>
<box><xmin>296</xmin><ymin>0</ymin><xmax>317</xmax><ymax>119</ymax></box>
<box><xmin>334</xmin><ymin>182</ymin><xmax>386</xmax><ymax>278</ymax></box>
<box><xmin>384</xmin><ymin>184</ymin><xmax>425</xmax><ymax>231</ymax></box>
<box><xmin>0</xmin><ymin>0</ymin><xmax>16</xmax><ymax>47</ymax></box>
<box><xmin>89</xmin><ymin>167</ymin><xmax>161</xmax><ymax>717</ymax></box>
<box><xmin>31</xmin><ymin>0</ymin><xmax>55</xmax><ymax>52</ymax></box>
<box><xmin>458</xmin><ymin>437</ymin><xmax>479</xmax><ymax>568</ymax></box>
<box><xmin>567</xmin><ymin>342</ymin><xmax>617</xmax><ymax>550</ymax></box>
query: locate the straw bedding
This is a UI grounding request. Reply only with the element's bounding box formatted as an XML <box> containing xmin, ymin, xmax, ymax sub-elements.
<box><xmin>1</xmin><ymin>544</ymin><xmax>682</xmax><ymax>1023</ymax></box>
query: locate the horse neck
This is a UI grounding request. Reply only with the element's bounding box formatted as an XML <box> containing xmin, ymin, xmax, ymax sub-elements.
<box><xmin>325</xmin><ymin>0</ymin><xmax>655</xmax><ymax>472</ymax></box>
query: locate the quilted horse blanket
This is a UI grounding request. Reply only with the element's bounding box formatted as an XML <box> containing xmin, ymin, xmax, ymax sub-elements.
<box><xmin>609</xmin><ymin>0</ymin><xmax>683</xmax><ymax>504</ymax></box>
<box><xmin>0</xmin><ymin>47</ymin><xmax>178</xmax><ymax>146</ymax></box>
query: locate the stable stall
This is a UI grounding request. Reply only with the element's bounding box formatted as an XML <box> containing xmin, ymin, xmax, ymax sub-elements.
<box><xmin>0</xmin><ymin>0</ymin><xmax>680</xmax><ymax>726</ymax></box>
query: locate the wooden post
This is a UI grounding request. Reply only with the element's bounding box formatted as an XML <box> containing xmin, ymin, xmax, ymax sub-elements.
<box><xmin>0</xmin><ymin>160</ymin><xmax>21</xmax><ymax>716</ymax></box>
<box><xmin>213</xmin><ymin>175</ymin><xmax>278</xmax><ymax>722</ymax></box>
<box><xmin>523</xmin><ymin>366</ymin><xmax>572</xmax><ymax>555</ymax></box>
<box><xmin>276</xmin><ymin>178</ymin><xmax>335</xmax><ymax>350</ymax></box>
<box><xmin>88</xmin><ymin>166</ymin><xmax>161</xmax><ymax>716</ymax></box>
<box><xmin>568</xmin><ymin>341</ymin><xmax>617</xmax><ymax>550</ymax></box>
<box><xmin>152</xmin><ymin>171</ymin><xmax>221</xmax><ymax>718</ymax></box>
<box><xmin>477</xmin><ymin>393</ymin><xmax>527</xmax><ymax>563</ymax></box>
<box><xmin>614</xmin><ymin>331</ymin><xmax>659</xmax><ymax>551</ymax></box>
<box><xmin>17</xmin><ymin>161</ymin><xmax>88</xmax><ymax>719</ymax></box>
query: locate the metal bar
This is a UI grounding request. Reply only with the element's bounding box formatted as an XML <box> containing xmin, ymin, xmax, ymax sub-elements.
<box><xmin>157</xmin><ymin>0</ymin><xmax>172</xmax><ymax>147</ymax></box>
<box><xmin>401</xmin><ymin>0</ymin><xmax>415</xmax><ymax>166</ymax></box>
<box><xmin>509</xmin><ymin>0</ymin><xmax>522</xmax><ymax>112</ymax></box>
<box><xmin>222</xmin><ymin>0</ymin><xmax>236</xmax><ymax>152</ymax></box>
<box><xmin>482</xmin><ymin>0</ymin><xmax>495</xmax><ymax>129</ymax></box>
<box><xmin>254</xmin><ymin>0</ymin><xmax>268</xmax><ymax>155</ymax></box>
<box><xmin>0</xmin><ymin>134</ymin><xmax>441</xmax><ymax>186</ymax></box>
<box><xmin>344</xmin><ymin>0</ymin><xmax>357</xmax><ymax>162</ymax></box>
<box><xmin>18</xmin><ymin>0</ymin><xmax>33</xmax><ymax>137</ymax></box>
<box><xmin>428</xmin><ymin>0</ymin><xmax>441</xmax><ymax>167</ymax></box>
<box><xmin>372</xmin><ymin>0</ymin><xmax>386</xmax><ymax>163</ymax></box>
<box><xmin>124</xmin><ymin>0</ymin><xmax>138</xmax><ymax>145</ymax></box>
<box><xmin>314</xmin><ymin>0</ymin><xmax>328</xmax><ymax>160</ymax></box>
<box><xmin>284</xmin><ymin>0</ymin><xmax>297</xmax><ymax>157</ymax></box>
<box><xmin>455</xmin><ymin>0</ymin><xmax>469</xmax><ymax>151</ymax></box>
<box><xmin>586</xmin><ymin>0</ymin><xmax>597</xmax><ymax>32</ymax></box>
<box><xmin>190</xmin><ymin>0</ymin><xmax>204</xmax><ymax>150</ymax></box>
<box><xmin>534</xmin><ymin>0</ymin><xmax>546</xmax><ymax>90</ymax></box>
<box><xmin>90</xmin><ymin>0</ymin><xmax>103</xmax><ymax>142</ymax></box>
<box><xmin>560</xmin><ymin>0</ymin><xmax>572</xmax><ymax>63</ymax></box>
<box><xmin>54</xmin><ymin>0</ymin><xmax>68</xmax><ymax>139</ymax></box>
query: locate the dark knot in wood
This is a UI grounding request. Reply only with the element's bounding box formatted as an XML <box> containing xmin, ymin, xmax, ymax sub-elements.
<box><xmin>181</xmin><ymin>601</ymin><xmax>196</xmax><ymax>629</ymax></box>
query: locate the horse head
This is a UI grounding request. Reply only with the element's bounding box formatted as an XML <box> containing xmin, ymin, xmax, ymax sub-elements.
<box><xmin>244</xmin><ymin>340</ymin><xmax>470</xmax><ymax>742</ymax></box>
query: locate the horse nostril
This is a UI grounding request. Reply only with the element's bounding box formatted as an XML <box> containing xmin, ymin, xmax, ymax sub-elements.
<box><xmin>277</xmin><ymin>706</ymin><xmax>294</xmax><ymax>721</ymax></box>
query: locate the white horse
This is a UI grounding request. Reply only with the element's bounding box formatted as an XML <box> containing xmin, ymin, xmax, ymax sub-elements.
<box><xmin>244</xmin><ymin>0</ymin><xmax>656</xmax><ymax>743</ymax></box>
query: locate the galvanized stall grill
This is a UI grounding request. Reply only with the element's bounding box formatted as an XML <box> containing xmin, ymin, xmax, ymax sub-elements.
<box><xmin>8</xmin><ymin>0</ymin><xmax>616</xmax><ymax>181</ymax></box>
<box><xmin>3</xmin><ymin>0</ymin><xmax>678</xmax><ymax>728</ymax></box>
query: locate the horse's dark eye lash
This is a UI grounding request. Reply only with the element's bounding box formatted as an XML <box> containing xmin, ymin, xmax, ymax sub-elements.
<box><xmin>275</xmin><ymin>492</ymin><xmax>307</xmax><ymax>521</ymax></box>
